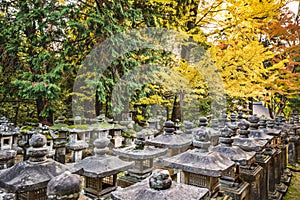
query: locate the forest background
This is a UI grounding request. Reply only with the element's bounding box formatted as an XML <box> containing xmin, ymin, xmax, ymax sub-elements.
<box><xmin>0</xmin><ymin>0</ymin><xmax>299</xmax><ymax>125</ymax></box>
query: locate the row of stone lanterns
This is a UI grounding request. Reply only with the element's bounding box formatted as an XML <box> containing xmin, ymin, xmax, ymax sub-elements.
<box><xmin>0</xmin><ymin>112</ymin><xmax>299</xmax><ymax>200</ymax></box>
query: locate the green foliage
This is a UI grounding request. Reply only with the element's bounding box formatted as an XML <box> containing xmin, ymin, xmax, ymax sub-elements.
<box><xmin>0</xmin><ymin>0</ymin><xmax>298</xmax><ymax>123</ymax></box>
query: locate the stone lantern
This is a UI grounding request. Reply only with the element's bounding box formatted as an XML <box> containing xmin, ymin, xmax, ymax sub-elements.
<box><xmin>163</xmin><ymin>128</ymin><xmax>235</xmax><ymax>198</ymax></box>
<box><xmin>39</xmin><ymin>125</ymin><xmax>55</xmax><ymax>158</ymax></box>
<box><xmin>274</xmin><ymin>116</ymin><xmax>292</xmax><ymax>187</ymax></box>
<box><xmin>0</xmin><ymin>133</ymin><xmax>68</xmax><ymax>200</ymax></box>
<box><xmin>146</xmin><ymin>120</ymin><xmax>192</xmax><ymax>177</ymax></box>
<box><xmin>113</xmin><ymin>131</ymin><xmax>167</xmax><ymax>187</ymax></box>
<box><xmin>111</xmin><ymin>169</ymin><xmax>210</xmax><ymax>200</ymax></box>
<box><xmin>111</xmin><ymin>122</ymin><xmax>126</xmax><ymax>148</ymax></box>
<box><xmin>146</xmin><ymin>120</ymin><xmax>192</xmax><ymax>157</ymax></box>
<box><xmin>237</xmin><ymin>112</ymin><xmax>245</xmax><ymax>122</ymax></box>
<box><xmin>90</xmin><ymin>117</ymin><xmax>113</xmax><ymax>149</ymax></box>
<box><xmin>66</xmin><ymin>128</ymin><xmax>89</xmax><ymax>162</ymax></box>
<box><xmin>211</xmin><ymin>126</ymin><xmax>254</xmax><ymax>200</ymax></box>
<box><xmin>0</xmin><ymin>118</ymin><xmax>18</xmax><ymax>151</ymax></box>
<box><xmin>192</xmin><ymin>117</ymin><xmax>220</xmax><ymax>146</ymax></box>
<box><xmin>248</xmin><ymin>115</ymin><xmax>274</xmax><ymax>200</ymax></box>
<box><xmin>219</xmin><ymin>113</ymin><xmax>228</xmax><ymax>128</ymax></box>
<box><xmin>233</xmin><ymin>119</ymin><xmax>266</xmax><ymax>200</ymax></box>
<box><xmin>183</xmin><ymin>121</ymin><xmax>194</xmax><ymax>140</ymax></box>
<box><xmin>52</xmin><ymin>129</ymin><xmax>68</xmax><ymax>164</ymax></box>
<box><xmin>295</xmin><ymin>115</ymin><xmax>300</xmax><ymax>126</ymax></box>
<box><xmin>265</xmin><ymin>119</ymin><xmax>288</xmax><ymax>196</ymax></box>
<box><xmin>71</xmin><ymin>137</ymin><xmax>133</xmax><ymax>199</ymax></box>
<box><xmin>148</xmin><ymin>118</ymin><xmax>160</xmax><ymax>136</ymax></box>
<box><xmin>227</xmin><ymin>112</ymin><xmax>239</xmax><ymax>135</ymax></box>
<box><xmin>0</xmin><ymin>119</ymin><xmax>17</xmax><ymax>169</ymax></box>
<box><xmin>287</xmin><ymin>117</ymin><xmax>300</xmax><ymax>164</ymax></box>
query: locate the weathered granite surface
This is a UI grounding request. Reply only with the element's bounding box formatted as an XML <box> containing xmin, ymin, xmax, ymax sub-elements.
<box><xmin>70</xmin><ymin>137</ymin><xmax>133</xmax><ymax>178</ymax></box>
<box><xmin>71</xmin><ymin>155</ymin><xmax>133</xmax><ymax>178</ymax></box>
<box><xmin>212</xmin><ymin>145</ymin><xmax>256</xmax><ymax>166</ymax></box>
<box><xmin>163</xmin><ymin>149</ymin><xmax>235</xmax><ymax>177</ymax></box>
<box><xmin>146</xmin><ymin>121</ymin><xmax>192</xmax><ymax>149</ymax></box>
<box><xmin>0</xmin><ymin>150</ymin><xmax>16</xmax><ymax>161</ymax></box>
<box><xmin>113</xmin><ymin>146</ymin><xmax>167</xmax><ymax>160</ymax></box>
<box><xmin>111</xmin><ymin>170</ymin><xmax>209</xmax><ymax>200</ymax></box>
<box><xmin>0</xmin><ymin>133</ymin><xmax>68</xmax><ymax>193</ymax></box>
<box><xmin>47</xmin><ymin>171</ymin><xmax>83</xmax><ymax>200</ymax></box>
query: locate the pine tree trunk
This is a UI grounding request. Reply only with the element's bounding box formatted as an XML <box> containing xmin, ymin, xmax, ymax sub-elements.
<box><xmin>36</xmin><ymin>97</ymin><xmax>44</xmax><ymax>123</ymax></box>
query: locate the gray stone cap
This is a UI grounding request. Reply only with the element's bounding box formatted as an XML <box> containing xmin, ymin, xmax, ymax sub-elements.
<box><xmin>265</xmin><ymin>128</ymin><xmax>281</xmax><ymax>136</ymax></box>
<box><xmin>113</xmin><ymin>146</ymin><xmax>167</xmax><ymax>160</ymax></box>
<box><xmin>0</xmin><ymin>159</ymin><xmax>68</xmax><ymax>193</ymax></box>
<box><xmin>256</xmin><ymin>153</ymin><xmax>271</xmax><ymax>164</ymax></box>
<box><xmin>163</xmin><ymin>149</ymin><xmax>235</xmax><ymax>177</ymax></box>
<box><xmin>240</xmin><ymin>164</ymin><xmax>263</xmax><ymax>176</ymax></box>
<box><xmin>249</xmin><ymin>130</ymin><xmax>273</xmax><ymax>141</ymax></box>
<box><xmin>66</xmin><ymin>141</ymin><xmax>88</xmax><ymax>150</ymax></box>
<box><xmin>0</xmin><ymin>150</ymin><xmax>16</xmax><ymax>161</ymax></box>
<box><xmin>264</xmin><ymin>147</ymin><xmax>277</xmax><ymax>156</ymax></box>
<box><xmin>232</xmin><ymin>137</ymin><xmax>268</xmax><ymax>152</ymax></box>
<box><xmin>67</xmin><ymin>128</ymin><xmax>90</xmax><ymax>133</ymax></box>
<box><xmin>146</xmin><ymin>134</ymin><xmax>192</xmax><ymax>149</ymax></box>
<box><xmin>0</xmin><ymin>130</ymin><xmax>17</xmax><ymax>136</ymax></box>
<box><xmin>111</xmin><ymin>176</ymin><xmax>209</xmax><ymax>200</ymax></box>
<box><xmin>47</xmin><ymin>171</ymin><xmax>82</xmax><ymax>200</ymax></box>
<box><xmin>211</xmin><ymin>145</ymin><xmax>256</xmax><ymax>166</ymax></box>
<box><xmin>71</xmin><ymin>155</ymin><xmax>133</xmax><ymax>178</ymax></box>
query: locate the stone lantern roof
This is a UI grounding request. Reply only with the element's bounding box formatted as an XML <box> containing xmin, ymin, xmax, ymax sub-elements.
<box><xmin>71</xmin><ymin>137</ymin><xmax>133</xmax><ymax>178</ymax></box>
<box><xmin>113</xmin><ymin>131</ymin><xmax>167</xmax><ymax>160</ymax></box>
<box><xmin>211</xmin><ymin>126</ymin><xmax>256</xmax><ymax>166</ymax></box>
<box><xmin>163</xmin><ymin>129</ymin><xmax>235</xmax><ymax>177</ymax></box>
<box><xmin>248</xmin><ymin>115</ymin><xmax>273</xmax><ymax>141</ymax></box>
<box><xmin>0</xmin><ymin>133</ymin><xmax>68</xmax><ymax>193</ymax></box>
<box><xmin>265</xmin><ymin>119</ymin><xmax>281</xmax><ymax>136</ymax></box>
<box><xmin>0</xmin><ymin>118</ymin><xmax>19</xmax><ymax>136</ymax></box>
<box><xmin>163</xmin><ymin>148</ymin><xmax>235</xmax><ymax>177</ymax></box>
<box><xmin>111</xmin><ymin>169</ymin><xmax>209</xmax><ymax>200</ymax></box>
<box><xmin>146</xmin><ymin>121</ymin><xmax>192</xmax><ymax>149</ymax></box>
<box><xmin>233</xmin><ymin>119</ymin><xmax>268</xmax><ymax>152</ymax></box>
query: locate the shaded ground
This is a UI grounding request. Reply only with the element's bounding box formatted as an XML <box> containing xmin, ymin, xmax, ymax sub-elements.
<box><xmin>284</xmin><ymin>163</ymin><xmax>300</xmax><ymax>200</ymax></box>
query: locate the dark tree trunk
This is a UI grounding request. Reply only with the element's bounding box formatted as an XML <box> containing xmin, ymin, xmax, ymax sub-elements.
<box><xmin>166</xmin><ymin>106</ymin><xmax>170</xmax><ymax>120</ymax></box>
<box><xmin>171</xmin><ymin>94</ymin><xmax>182</xmax><ymax>122</ymax></box>
<box><xmin>105</xmin><ymin>95</ymin><xmax>112</xmax><ymax>119</ymax></box>
<box><xmin>14</xmin><ymin>102</ymin><xmax>20</xmax><ymax>125</ymax></box>
<box><xmin>248</xmin><ymin>97</ymin><xmax>253</xmax><ymax>115</ymax></box>
<box><xmin>95</xmin><ymin>92</ymin><xmax>102</xmax><ymax>116</ymax></box>
<box><xmin>267</xmin><ymin>104</ymin><xmax>274</xmax><ymax>119</ymax></box>
<box><xmin>36</xmin><ymin>97</ymin><xmax>53</xmax><ymax>124</ymax></box>
<box><xmin>36</xmin><ymin>97</ymin><xmax>44</xmax><ymax>123</ymax></box>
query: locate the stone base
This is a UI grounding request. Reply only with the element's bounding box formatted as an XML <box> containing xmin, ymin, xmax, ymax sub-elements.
<box><xmin>221</xmin><ymin>182</ymin><xmax>249</xmax><ymax>200</ymax></box>
<box><xmin>117</xmin><ymin>175</ymin><xmax>144</xmax><ymax>188</ymax></box>
<box><xmin>280</xmin><ymin>175</ymin><xmax>291</xmax><ymax>186</ymax></box>
<box><xmin>84</xmin><ymin>191</ymin><xmax>111</xmax><ymax>200</ymax></box>
<box><xmin>210</xmin><ymin>192</ymin><xmax>233</xmax><ymax>200</ymax></box>
<box><xmin>85</xmin><ymin>186</ymin><xmax>116</xmax><ymax>199</ymax></box>
<box><xmin>276</xmin><ymin>183</ymin><xmax>288</xmax><ymax>194</ymax></box>
<box><xmin>283</xmin><ymin>168</ymin><xmax>292</xmax><ymax>177</ymax></box>
<box><xmin>268</xmin><ymin>190</ymin><xmax>283</xmax><ymax>200</ymax></box>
